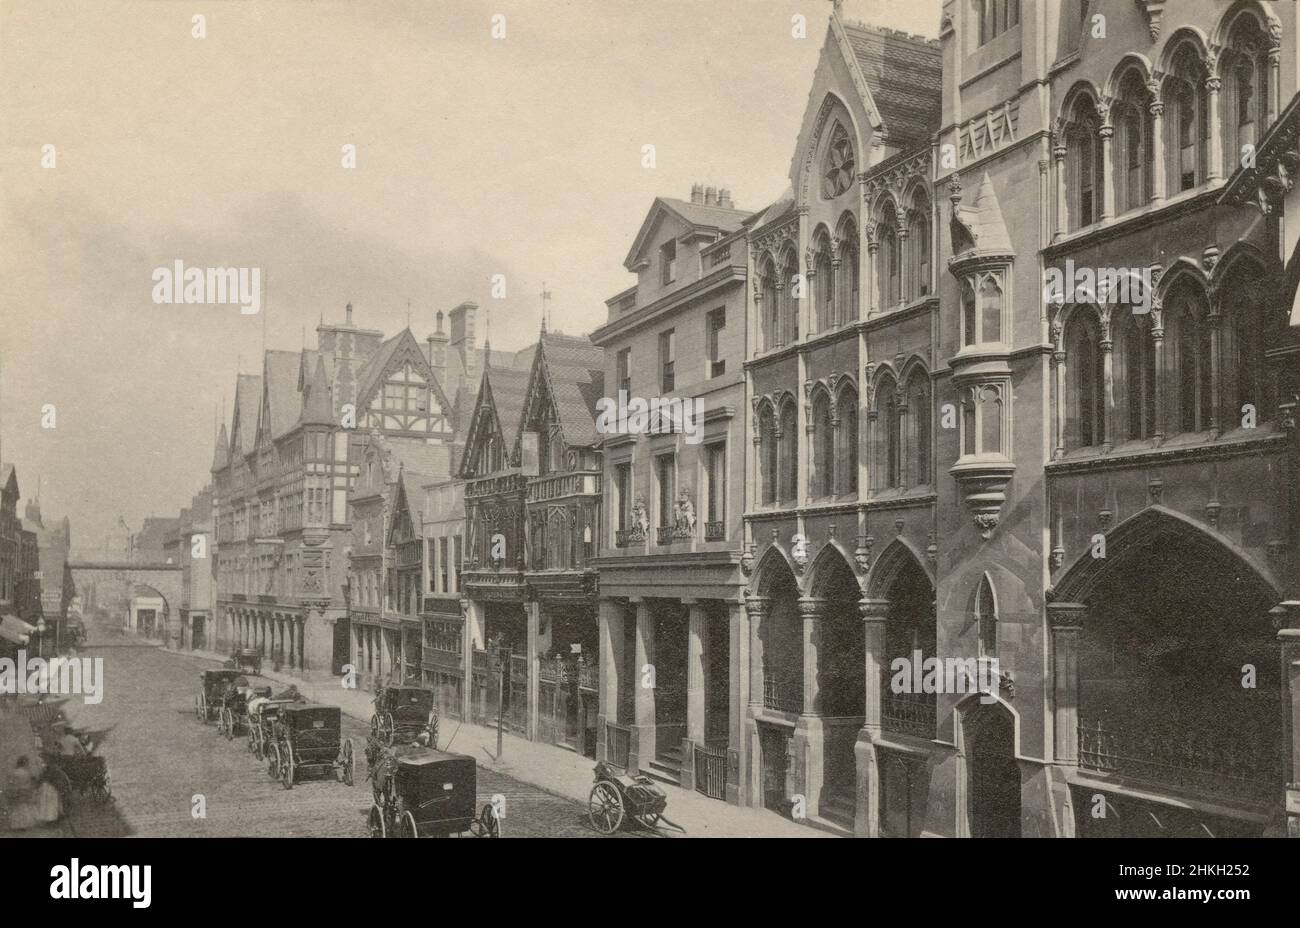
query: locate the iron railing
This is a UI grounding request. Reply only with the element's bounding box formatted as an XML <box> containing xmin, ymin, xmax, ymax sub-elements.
<box><xmin>762</xmin><ymin>677</ymin><xmax>801</xmax><ymax>713</ymax></box>
<box><xmin>704</xmin><ymin>521</ymin><xmax>725</xmax><ymax>541</ymax></box>
<box><xmin>694</xmin><ymin>741</ymin><xmax>728</xmax><ymax>800</ymax></box>
<box><xmin>606</xmin><ymin>722</ymin><xmax>631</xmax><ymax>768</ymax></box>
<box><xmin>882</xmin><ymin>692</ymin><xmax>936</xmax><ymax>738</ymax></box>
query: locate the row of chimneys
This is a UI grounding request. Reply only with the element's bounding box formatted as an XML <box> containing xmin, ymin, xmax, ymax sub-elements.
<box><xmin>690</xmin><ymin>184</ymin><xmax>734</xmax><ymax>209</ymax></box>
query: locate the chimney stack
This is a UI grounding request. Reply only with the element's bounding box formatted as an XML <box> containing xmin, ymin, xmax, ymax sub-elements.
<box><xmin>704</xmin><ymin>186</ymin><xmax>717</xmax><ymax>206</ymax></box>
<box><xmin>426</xmin><ymin>309</ymin><xmax>449</xmax><ymax>373</ymax></box>
<box><xmin>718</xmin><ymin>188</ymin><xmax>734</xmax><ymax>209</ymax></box>
<box><xmin>690</xmin><ymin>183</ymin><xmax>704</xmax><ymax>205</ymax></box>
<box><xmin>345</xmin><ymin>302</ymin><xmax>353</xmax><ymax>325</ymax></box>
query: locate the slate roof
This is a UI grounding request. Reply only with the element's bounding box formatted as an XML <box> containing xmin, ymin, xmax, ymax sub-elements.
<box><xmin>624</xmin><ymin>197</ymin><xmax>752</xmax><ymax>270</ymax></box>
<box><xmin>531</xmin><ymin>331</ymin><xmax>605</xmax><ymax>448</ymax></box>
<box><xmin>953</xmin><ymin>173</ymin><xmax>1013</xmax><ymax>257</ymax></box>
<box><xmin>301</xmin><ymin>356</ymin><xmax>334</xmax><ymax>427</ymax></box>
<box><xmin>842</xmin><ymin>22</ymin><xmax>941</xmax><ymax>149</ymax></box>
<box><xmin>264</xmin><ymin>350</ymin><xmax>302</xmax><ymax>439</ymax></box>
<box><xmin>233</xmin><ymin>374</ymin><xmax>263</xmax><ymax>456</ymax></box>
<box><xmin>486</xmin><ymin>367</ymin><xmax>532</xmax><ymax>446</ymax></box>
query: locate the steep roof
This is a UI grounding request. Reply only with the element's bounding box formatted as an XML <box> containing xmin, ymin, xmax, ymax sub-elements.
<box><xmin>353</xmin><ymin>328</ymin><xmax>452</xmax><ymax>423</ymax></box>
<box><xmin>951</xmin><ymin>173</ymin><xmax>1013</xmax><ymax>257</ymax></box>
<box><xmin>301</xmin><ymin>356</ymin><xmax>334</xmax><ymax>427</ymax></box>
<box><xmin>624</xmin><ymin>196</ymin><xmax>752</xmax><ymax>270</ymax></box>
<box><xmin>232</xmin><ymin>374</ymin><xmax>263</xmax><ymax>457</ymax></box>
<box><xmin>211</xmin><ymin>423</ymin><xmax>229</xmax><ymax>472</ymax></box>
<box><xmin>262</xmin><ymin>350</ymin><xmax>303</xmax><ymax>440</ymax></box>
<box><xmin>524</xmin><ymin>331</ymin><xmax>605</xmax><ymax>448</ymax></box>
<box><xmin>486</xmin><ymin>367</ymin><xmax>532</xmax><ymax>444</ymax></box>
<box><xmin>842</xmin><ymin>22</ymin><xmax>941</xmax><ymax>149</ymax></box>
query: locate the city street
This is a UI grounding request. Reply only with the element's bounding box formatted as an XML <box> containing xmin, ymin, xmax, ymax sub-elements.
<box><xmin>54</xmin><ymin>623</ymin><xmax>645</xmax><ymax>838</ymax></box>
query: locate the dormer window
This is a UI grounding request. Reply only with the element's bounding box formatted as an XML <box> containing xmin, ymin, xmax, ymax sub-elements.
<box><xmin>660</xmin><ymin>239</ymin><xmax>677</xmax><ymax>285</ymax></box>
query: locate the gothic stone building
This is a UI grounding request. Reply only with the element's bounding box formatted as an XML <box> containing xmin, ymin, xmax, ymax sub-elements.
<box><xmin>738</xmin><ymin>1</ymin><xmax>1300</xmax><ymax>838</ymax></box>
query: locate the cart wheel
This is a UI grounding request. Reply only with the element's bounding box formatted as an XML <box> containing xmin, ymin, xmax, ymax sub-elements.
<box><xmin>339</xmin><ymin>739</ymin><xmax>355</xmax><ymax>787</ymax></box>
<box><xmin>222</xmin><ymin>709</ymin><xmax>234</xmax><ymax>741</ymax></box>
<box><xmin>92</xmin><ymin>772</ymin><xmax>111</xmax><ymax>804</ymax></box>
<box><xmin>481</xmin><ymin>803</ymin><xmax>500</xmax><ymax>838</ymax></box>
<box><xmin>47</xmin><ymin>768</ymin><xmax>74</xmax><ymax>811</ymax></box>
<box><xmin>588</xmin><ymin>781</ymin><xmax>624</xmax><ymax>835</ymax></box>
<box><xmin>382</xmin><ymin>713</ymin><xmax>395</xmax><ymax>746</ymax></box>
<box><xmin>368</xmin><ymin>804</ymin><xmax>386</xmax><ymax>839</ymax></box>
<box><xmin>282</xmin><ymin>753</ymin><xmax>295</xmax><ymax>790</ymax></box>
<box><xmin>369</xmin><ymin>714</ymin><xmax>379</xmax><ymax>736</ymax></box>
<box><xmin>247</xmin><ymin>726</ymin><xmax>257</xmax><ymax>755</ymax></box>
<box><xmin>401</xmin><ymin>811</ymin><xmax>419</xmax><ymax>839</ymax></box>
<box><xmin>269</xmin><ymin>743</ymin><xmax>282</xmax><ymax>780</ymax></box>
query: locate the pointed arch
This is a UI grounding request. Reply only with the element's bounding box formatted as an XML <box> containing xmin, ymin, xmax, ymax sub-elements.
<box><xmin>1156</xmin><ymin>25</ymin><xmax>1212</xmax><ymax>74</ymax></box>
<box><xmin>1050</xmin><ymin>505</ymin><xmax>1283</xmax><ymax>604</ymax></box>
<box><xmin>806</xmin><ymin>540</ymin><xmax>860</xmax><ymax>599</ymax></box>
<box><xmin>810</xmin><ymin>223</ymin><xmax>834</xmax><ymax>334</ymax></box>
<box><xmin>749</xmin><ymin>542</ymin><xmax>803</xmax><ymax>599</ymax></box>
<box><xmin>871</xmin><ymin>367</ymin><xmax>901</xmax><ymax>491</ymax></box>
<box><xmin>810</xmin><ymin>383</ymin><xmax>835</xmax><ymax>498</ymax></box>
<box><xmin>865</xmin><ymin>536</ymin><xmax>934</xmax><ymax>600</ymax></box>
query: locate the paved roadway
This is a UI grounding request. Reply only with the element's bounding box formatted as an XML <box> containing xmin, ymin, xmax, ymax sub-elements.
<box><xmin>53</xmin><ymin>624</ymin><xmax>644</xmax><ymax>838</ymax></box>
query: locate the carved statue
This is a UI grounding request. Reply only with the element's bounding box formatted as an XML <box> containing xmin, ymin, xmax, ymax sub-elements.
<box><xmin>675</xmin><ymin>492</ymin><xmax>696</xmax><ymax>534</ymax></box>
<box><xmin>631</xmin><ymin>497</ymin><xmax>649</xmax><ymax>538</ymax></box>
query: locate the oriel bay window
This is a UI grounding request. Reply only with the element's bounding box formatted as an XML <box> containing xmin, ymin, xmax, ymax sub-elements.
<box><xmin>961</xmin><ymin>272</ymin><xmax>1005</xmax><ymax>347</ymax></box>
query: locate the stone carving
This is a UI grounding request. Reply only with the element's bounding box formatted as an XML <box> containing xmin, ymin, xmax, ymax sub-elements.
<box><xmin>674</xmin><ymin>491</ymin><xmax>696</xmax><ymax>538</ymax></box>
<box><xmin>630</xmin><ymin>497</ymin><xmax>649</xmax><ymax>541</ymax></box>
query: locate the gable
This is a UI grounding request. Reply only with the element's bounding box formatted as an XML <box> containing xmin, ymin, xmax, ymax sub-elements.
<box><xmin>357</xmin><ymin>331</ymin><xmax>454</xmax><ymax>437</ymax></box>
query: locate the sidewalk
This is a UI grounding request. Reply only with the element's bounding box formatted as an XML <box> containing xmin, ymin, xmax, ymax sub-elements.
<box><xmin>173</xmin><ymin>644</ymin><xmax>831</xmax><ymax>838</ymax></box>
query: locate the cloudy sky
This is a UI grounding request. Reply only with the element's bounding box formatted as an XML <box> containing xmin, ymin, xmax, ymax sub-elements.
<box><xmin>0</xmin><ymin>0</ymin><xmax>939</xmax><ymax>549</ymax></box>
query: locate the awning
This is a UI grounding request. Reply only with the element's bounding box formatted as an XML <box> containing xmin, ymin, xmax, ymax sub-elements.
<box><xmin>0</xmin><ymin>614</ymin><xmax>37</xmax><ymax>645</ymax></box>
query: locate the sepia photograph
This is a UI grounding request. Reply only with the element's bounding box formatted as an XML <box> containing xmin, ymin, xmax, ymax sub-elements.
<box><xmin>0</xmin><ymin>0</ymin><xmax>1297</xmax><ymax>891</ymax></box>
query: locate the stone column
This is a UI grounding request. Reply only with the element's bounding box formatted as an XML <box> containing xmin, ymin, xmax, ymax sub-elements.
<box><xmin>1271</xmin><ymin>602</ymin><xmax>1300</xmax><ymax>836</ymax></box>
<box><xmin>1048</xmin><ymin>602</ymin><xmax>1087</xmax><ymax>765</ymax></box>
<box><xmin>1099</xmin><ymin>317</ymin><xmax>1114</xmax><ymax>452</ymax></box>
<box><xmin>1268</xmin><ymin>40</ymin><xmax>1281</xmax><ymax>125</ymax></box>
<box><xmin>1052</xmin><ymin>346</ymin><xmax>1067</xmax><ymax>459</ymax></box>
<box><xmin>526</xmin><ymin>600</ymin><xmax>541</xmax><ymax>742</ymax></box>
<box><xmin>865</xmin><ymin>230</ymin><xmax>880</xmax><ymax>318</ymax></box>
<box><xmin>1151</xmin><ymin>306</ymin><xmax>1166</xmax><ymax>442</ymax></box>
<box><xmin>596</xmin><ymin>598</ymin><xmax>624</xmax><ymax>763</ymax></box>
<box><xmin>727</xmin><ymin>599</ymin><xmax>751</xmax><ymax>805</ymax></box>
<box><xmin>799</xmin><ymin>597</ymin><xmax>824</xmax><ymax>715</ymax></box>
<box><xmin>631</xmin><ymin>598</ymin><xmax>655</xmax><ymax>771</ymax></box>
<box><xmin>1098</xmin><ymin>109</ymin><xmax>1115</xmax><ymax>223</ymax></box>
<box><xmin>686</xmin><ymin>600</ymin><xmax>706</xmax><ymax>744</ymax></box>
<box><xmin>1052</xmin><ymin>129</ymin><xmax>1068</xmax><ymax>240</ymax></box>
<box><xmin>855</xmin><ymin>598</ymin><xmax>889</xmax><ymax>837</ymax></box>
<box><xmin>744</xmin><ymin>595</ymin><xmax>768</xmax><ymax>806</ymax></box>
<box><xmin>1206</xmin><ymin>74</ymin><xmax>1223</xmax><ymax>183</ymax></box>
<box><xmin>1208</xmin><ymin>306</ymin><xmax>1222</xmax><ymax>436</ymax></box>
<box><xmin>1148</xmin><ymin>82</ymin><xmax>1165</xmax><ymax>203</ymax></box>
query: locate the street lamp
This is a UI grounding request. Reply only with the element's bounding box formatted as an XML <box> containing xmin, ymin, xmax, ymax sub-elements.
<box><xmin>35</xmin><ymin>618</ymin><xmax>46</xmax><ymax>659</ymax></box>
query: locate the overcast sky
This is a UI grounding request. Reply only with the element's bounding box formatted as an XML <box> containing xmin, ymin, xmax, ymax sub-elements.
<box><xmin>0</xmin><ymin>0</ymin><xmax>939</xmax><ymax>549</ymax></box>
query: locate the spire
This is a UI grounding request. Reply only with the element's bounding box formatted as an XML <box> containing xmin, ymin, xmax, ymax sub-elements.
<box><xmin>211</xmin><ymin>421</ymin><xmax>230</xmax><ymax>472</ymax></box>
<box><xmin>302</xmin><ymin>356</ymin><xmax>334</xmax><ymax>426</ymax></box>
<box><xmin>539</xmin><ymin>283</ymin><xmax>552</xmax><ymax>333</ymax></box>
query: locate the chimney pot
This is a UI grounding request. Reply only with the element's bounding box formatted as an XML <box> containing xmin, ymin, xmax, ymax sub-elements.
<box><xmin>704</xmin><ymin>186</ymin><xmax>717</xmax><ymax>206</ymax></box>
<box><xmin>691</xmin><ymin>183</ymin><xmax>703</xmax><ymax>204</ymax></box>
<box><xmin>345</xmin><ymin>302</ymin><xmax>353</xmax><ymax>325</ymax></box>
<box><xmin>719</xmin><ymin>188</ymin><xmax>733</xmax><ymax>209</ymax></box>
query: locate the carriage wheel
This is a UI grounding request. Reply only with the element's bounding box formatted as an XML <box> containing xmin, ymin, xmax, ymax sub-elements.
<box><xmin>400</xmin><ymin>811</ymin><xmax>419</xmax><ymax>839</ymax></box>
<box><xmin>368</xmin><ymin>804</ymin><xmax>386</xmax><ymax>839</ymax></box>
<box><xmin>338</xmin><ymin>739</ymin><xmax>355</xmax><ymax>787</ymax></box>
<box><xmin>46</xmin><ymin>768</ymin><xmax>74</xmax><ymax>812</ymax></box>
<box><xmin>381</xmin><ymin>713</ymin><xmax>395</xmax><ymax>746</ymax></box>
<box><xmin>588</xmin><ymin>781</ymin><xmax>624</xmax><ymax>835</ymax></box>
<box><xmin>91</xmin><ymin>772</ymin><xmax>111</xmax><ymax>804</ymax></box>
<box><xmin>222</xmin><ymin>709</ymin><xmax>234</xmax><ymax>741</ymax></box>
<box><xmin>269</xmin><ymin>743</ymin><xmax>282</xmax><ymax>780</ymax></box>
<box><xmin>369</xmin><ymin>714</ymin><xmax>379</xmax><ymax>736</ymax></box>
<box><xmin>247</xmin><ymin>725</ymin><xmax>257</xmax><ymax>755</ymax></box>
<box><xmin>281</xmin><ymin>752</ymin><xmax>295</xmax><ymax>790</ymax></box>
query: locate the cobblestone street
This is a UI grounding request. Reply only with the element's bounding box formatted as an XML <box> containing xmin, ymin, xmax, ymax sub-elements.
<box><xmin>52</xmin><ymin>624</ymin><xmax>644</xmax><ymax>838</ymax></box>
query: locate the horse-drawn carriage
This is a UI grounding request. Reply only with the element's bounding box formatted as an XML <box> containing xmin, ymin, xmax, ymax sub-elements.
<box><xmin>215</xmin><ymin>680</ymin><xmax>270</xmax><ymax>741</ymax></box>
<box><xmin>196</xmin><ymin>669</ymin><xmax>244</xmax><ymax>724</ymax></box>
<box><xmin>247</xmin><ymin>690</ymin><xmax>306</xmax><ymax>762</ymax></box>
<box><xmin>270</xmin><ymin>704</ymin><xmax>355</xmax><ymax>790</ymax></box>
<box><xmin>367</xmin><ymin>746</ymin><xmax>498</xmax><ymax>839</ymax></box>
<box><xmin>64</xmin><ymin>617</ymin><xmax>86</xmax><ymax>648</ymax></box>
<box><xmin>587</xmin><ymin>762</ymin><xmax>682</xmax><ymax>835</ymax></box>
<box><xmin>232</xmin><ymin>648</ymin><xmax>262</xmax><ymax>675</ymax></box>
<box><xmin>41</xmin><ymin>750</ymin><xmax>111</xmax><ymax>805</ymax></box>
<box><xmin>369</xmin><ymin>684</ymin><xmax>439</xmax><ymax>747</ymax></box>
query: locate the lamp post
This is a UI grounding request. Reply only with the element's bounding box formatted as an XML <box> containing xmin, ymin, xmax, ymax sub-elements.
<box><xmin>35</xmin><ymin>618</ymin><xmax>46</xmax><ymax>659</ymax></box>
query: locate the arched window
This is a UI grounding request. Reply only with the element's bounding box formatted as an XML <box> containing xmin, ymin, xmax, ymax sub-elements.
<box><xmin>878</xmin><ymin>202</ymin><xmax>900</xmax><ymax>309</ymax></box>
<box><xmin>545</xmin><ymin>509</ymin><xmax>568</xmax><ymax>569</ymax></box>
<box><xmin>822</xmin><ymin>124</ymin><xmax>855</xmax><ymax>198</ymax></box>
<box><xmin>813</xmin><ymin>233</ymin><xmax>833</xmax><ymax>334</ymax></box>
<box><xmin>760</xmin><ymin>258</ymin><xmax>779</xmax><ymax>351</ymax></box>
<box><xmin>905</xmin><ymin>368</ymin><xmax>931</xmax><ymax>486</ymax></box>
<box><xmin>1166</xmin><ymin>280</ymin><xmax>1212</xmax><ymax>433</ymax></box>
<box><xmin>909</xmin><ymin>198</ymin><xmax>930</xmax><ymax>298</ymax></box>
<box><xmin>782</xmin><ymin>252</ymin><xmax>800</xmax><ymax>346</ymax></box>
<box><xmin>1115</xmin><ymin>71</ymin><xmax>1153</xmax><ymax>213</ymax></box>
<box><xmin>811</xmin><ymin>391</ymin><xmax>833</xmax><ymax>498</ymax></box>
<box><xmin>836</xmin><ymin>386</ymin><xmax>858</xmax><ymax>495</ymax></box>
<box><xmin>1219</xmin><ymin>262</ymin><xmax>1271</xmax><ymax>429</ymax></box>
<box><xmin>1165</xmin><ymin>45</ymin><xmax>1208</xmax><ymax>193</ymax></box>
<box><xmin>975</xmin><ymin>574</ymin><xmax>997</xmax><ymax>658</ymax></box>
<box><xmin>1064</xmin><ymin>314</ymin><xmax>1104</xmax><ymax>448</ymax></box>
<box><xmin>1067</xmin><ymin>96</ymin><xmax>1104</xmax><ymax>229</ymax></box>
<box><xmin>979</xmin><ymin>275</ymin><xmax>1003</xmax><ymax>343</ymax></box>
<box><xmin>1118</xmin><ymin>309</ymin><xmax>1156</xmax><ymax>439</ymax></box>
<box><xmin>1226</xmin><ymin>15</ymin><xmax>1270</xmax><ymax>157</ymax></box>
<box><xmin>779</xmin><ymin>401</ymin><xmax>799</xmax><ymax>502</ymax></box>
<box><xmin>837</xmin><ymin>220</ymin><xmax>859</xmax><ymax>327</ymax></box>
<box><xmin>759</xmin><ymin>404</ymin><xmax>778</xmax><ymax>505</ymax></box>
<box><xmin>874</xmin><ymin>374</ymin><xmax>900</xmax><ymax>491</ymax></box>
<box><xmin>961</xmin><ymin>281</ymin><xmax>977</xmax><ymax>347</ymax></box>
